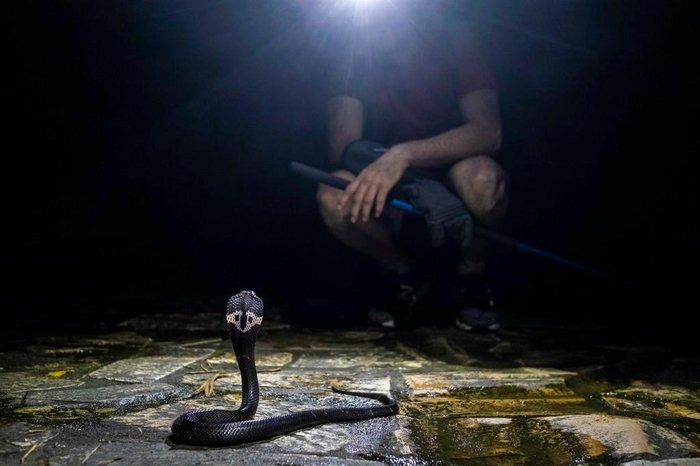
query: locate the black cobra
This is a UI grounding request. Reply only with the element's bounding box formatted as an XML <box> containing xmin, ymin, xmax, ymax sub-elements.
<box><xmin>170</xmin><ymin>291</ymin><xmax>399</xmax><ymax>446</ymax></box>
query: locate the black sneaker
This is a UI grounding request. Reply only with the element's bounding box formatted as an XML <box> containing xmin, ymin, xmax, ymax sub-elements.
<box><xmin>454</xmin><ymin>274</ymin><xmax>500</xmax><ymax>331</ymax></box>
<box><xmin>367</xmin><ymin>272</ymin><xmax>430</xmax><ymax>329</ymax></box>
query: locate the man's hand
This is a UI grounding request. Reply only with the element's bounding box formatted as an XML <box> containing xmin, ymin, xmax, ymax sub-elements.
<box><xmin>338</xmin><ymin>144</ymin><xmax>411</xmax><ymax>222</ymax></box>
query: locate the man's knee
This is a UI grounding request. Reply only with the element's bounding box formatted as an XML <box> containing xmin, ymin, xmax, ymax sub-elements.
<box><xmin>448</xmin><ymin>156</ymin><xmax>509</xmax><ymax>223</ymax></box>
<box><xmin>316</xmin><ymin>170</ymin><xmax>354</xmax><ymax>228</ymax></box>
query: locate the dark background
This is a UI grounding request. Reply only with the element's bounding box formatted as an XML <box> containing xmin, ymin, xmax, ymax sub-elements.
<box><xmin>5</xmin><ymin>1</ymin><xmax>695</xmax><ymax>340</ymax></box>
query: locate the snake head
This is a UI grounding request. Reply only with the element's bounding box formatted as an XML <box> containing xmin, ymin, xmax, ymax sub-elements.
<box><xmin>226</xmin><ymin>291</ymin><xmax>264</xmax><ymax>333</ymax></box>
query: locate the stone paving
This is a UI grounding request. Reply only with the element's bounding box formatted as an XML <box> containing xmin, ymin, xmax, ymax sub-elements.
<box><xmin>1</xmin><ymin>308</ymin><xmax>698</xmax><ymax>465</ymax></box>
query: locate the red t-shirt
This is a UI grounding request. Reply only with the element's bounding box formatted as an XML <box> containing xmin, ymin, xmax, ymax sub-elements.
<box><xmin>330</xmin><ymin>28</ymin><xmax>497</xmax><ymax>146</ymax></box>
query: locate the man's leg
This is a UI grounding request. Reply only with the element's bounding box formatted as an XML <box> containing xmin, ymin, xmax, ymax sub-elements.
<box><xmin>316</xmin><ymin>170</ymin><xmax>411</xmax><ymax>274</ymax></box>
<box><xmin>317</xmin><ymin>170</ymin><xmax>425</xmax><ymax>328</ymax></box>
<box><xmin>448</xmin><ymin>155</ymin><xmax>510</xmax><ymax>274</ymax></box>
<box><xmin>448</xmin><ymin>155</ymin><xmax>509</xmax><ymax>330</ymax></box>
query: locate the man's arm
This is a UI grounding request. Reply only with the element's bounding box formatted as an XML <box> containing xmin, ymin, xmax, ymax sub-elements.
<box><xmin>388</xmin><ymin>89</ymin><xmax>501</xmax><ymax>168</ymax></box>
<box><xmin>327</xmin><ymin>96</ymin><xmax>363</xmax><ymax>166</ymax></box>
<box><xmin>338</xmin><ymin>89</ymin><xmax>501</xmax><ymax>222</ymax></box>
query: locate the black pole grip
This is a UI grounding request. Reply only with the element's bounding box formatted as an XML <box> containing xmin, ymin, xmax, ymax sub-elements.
<box><xmin>289</xmin><ymin>162</ymin><xmax>350</xmax><ymax>191</ymax></box>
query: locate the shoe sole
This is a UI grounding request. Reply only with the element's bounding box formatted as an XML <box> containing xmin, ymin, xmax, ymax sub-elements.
<box><xmin>381</xmin><ymin>319</ymin><xmax>396</xmax><ymax>329</ymax></box>
<box><xmin>455</xmin><ymin>318</ymin><xmax>500</xmax><ymax>332</ymax></box>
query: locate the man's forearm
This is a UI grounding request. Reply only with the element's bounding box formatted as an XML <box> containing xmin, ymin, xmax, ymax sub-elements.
<box><xmin>396</xmin><ymin>121</ymin><xmax>501</xmax><ymax>168</ymax></box>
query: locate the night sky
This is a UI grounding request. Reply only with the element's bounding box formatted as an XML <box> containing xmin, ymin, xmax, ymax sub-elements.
<box><xmin>6</xmin><ymin>1</ymin><xmax>694</xmax><ymax>340</ymax></box>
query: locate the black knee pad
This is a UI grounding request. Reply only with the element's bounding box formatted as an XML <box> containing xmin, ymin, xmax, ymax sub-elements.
<box><xmin>341</xmin><ymin>139</ymin><xmax>386</xmax><ymax>175</ymax></box>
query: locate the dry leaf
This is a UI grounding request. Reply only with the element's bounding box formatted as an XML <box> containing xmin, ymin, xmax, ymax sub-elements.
<box><xmin>20</xmin><ymin>443</ymin><xmax>38</xmax><ymax>463</ymax></box>
<box><xmin>47</xmin><ymin>370</ymin><xmax>67</xmax><ymax>378</ymax></box>
<box><xmin>194</xmin><ymin>373</ymin><xmax>224</xmax><ymax>397</ymax></box>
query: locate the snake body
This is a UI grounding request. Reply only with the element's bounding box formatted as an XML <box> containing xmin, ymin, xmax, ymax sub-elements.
<box><xmin>170</xmin><ymin>291</ymin><xmax>398</xmax><ymax>446</ymax></box>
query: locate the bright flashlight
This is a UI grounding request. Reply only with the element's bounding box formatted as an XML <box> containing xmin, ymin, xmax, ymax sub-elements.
<box><xmin>337</xmin><ymin>0</ymin><xmax>387</xmax><ymax>11</ymax></box>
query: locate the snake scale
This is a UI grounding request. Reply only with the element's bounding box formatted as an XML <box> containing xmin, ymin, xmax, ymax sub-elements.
<box><xmin>170</xmin><ymin>291</ymin><xmax>399</xmax><ymax>446</ymax></box>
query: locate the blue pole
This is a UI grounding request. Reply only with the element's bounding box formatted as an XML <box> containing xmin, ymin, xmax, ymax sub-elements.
<box><xmin>289</xmin><ymin>161</ymin><xmax>628</xmax><ymax>285</ymax></box>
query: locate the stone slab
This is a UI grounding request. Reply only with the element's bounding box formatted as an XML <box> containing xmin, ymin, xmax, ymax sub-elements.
<box><xmin>0</xmin><ymin>423</ymin><xmax>56</xmax><ymax>455</ymax></box>
<box><xmin>206</xmin><ymin>351</ymin><xmax>294</xmax><ymax>368</ymax></box>
<box><xmin>86</xmin><ymin>442</ymin><xmax>386</xmax><ymax>466</ymax></box>
<box><xmin>179</xmin><ymin>370</ymin><xmax>392</xmax><ymax>395</ymax></box>
<box><xmin>403</xmin><ymin>367</ymin><xmax>576</xmax><ymax>396</ymax></box>
<box><xmin>89</xmin><ymin>351</ymin><xmax>213</xmax><ymax>382</ymax></box>
<box><xmin>403</xmin><ymin>394</ymin><xmax>591</xmax><ymax>418</ymax></box>
<box><xmin>622</xmin><ymin>460</ymin><xmax>700</xmax><ymax>466</ymax></box>
<box><xmin>0</xmin><ymin>372</ymin><xmax>83</xmax><ymax>396</ymax></box>
<box><xmin>113</xmin><ymin>396</ymin><xmax>406</xmax><ymax>461</ymax></box>
<box><xmin>259</xmin><ymin>330</ymin><xmax>385</xmax><ymax>352</ymax></box>
<box><xmin>24</xmin><ymin>382</ymin><xmax>190</xmax><ymax>410</ymax></box>
<box><xmin>291</xmin><ymin>351</ymin><xmax>426</xmax><ymax>369</ymax></box>
<box><xmin>545</xmin><ymin>415</ymin><xmax>699</xmax><ymax>458</ymax></box>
